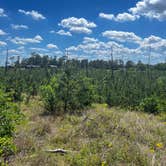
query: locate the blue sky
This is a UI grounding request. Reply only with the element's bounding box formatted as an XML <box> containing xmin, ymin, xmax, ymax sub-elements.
<box><xmin>0</xmin><ymin>0</ymin><xmax>166</xmax><ymax>65</ymax></box>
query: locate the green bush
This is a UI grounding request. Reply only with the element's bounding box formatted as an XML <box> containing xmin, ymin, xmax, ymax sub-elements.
<box><xmin>139</xmin><ymin>97</ymin><xmax>160</xmax><ymax>114</ymax></box>
<box><xmin>0</xmin><ymin>91</ymin><xmax>22</xmax><ymax>137</ymax></box>
<box><xmin>77</xmin><ymin>77</ymin><xmax>96</xmax><ymax>109</ymax></box>
<box><xmin>0</xmin><ymin>89</ymin><xmax>23</xmax><ymax>161</ymax></box>
<box><xmin>40</xmin><ymin>72</ymin><xmax>95</xmax><ymax>114</ymax></box>
<box><xmin>157</xmin><ymin>76</ymin><xmax>166</xmax><ymax>98</ymax></box>
<box><xmin>0</xmin><ymin>137</ymin><xmax>16</xmax><ymax>158</ymax></box>
<box><xmin>40</xmin><ymin>78</ymin><xmax>59</xmax><ymax>114</ymax></box>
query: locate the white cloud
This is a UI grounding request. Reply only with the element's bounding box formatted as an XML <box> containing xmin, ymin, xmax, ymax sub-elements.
<box><xmin>140</xmin><ymin>35</ymin><xmax>166</xmax><ymax>52</ymax></box>
<box><xmin>102</xmin><ymin>30</ymin><xmax>142</xmax><ymax>44</ymax></box>
<box><xmin>47</xmin><ymin>44</ymin><xmax>58</xmax><ymax>49</ymax></box>
<box><xmin>50</xmin><ymin>30</ymin><xmax>56</xmax><ymax>34</ymax></box>
<box><xmin>35</xmin><ymin>32</ymin><xmax>165</xmax><ymax>63</ymax></box>
<box><xmin>8</xmin><ymin>49</ymin><xmax>22</xmax><ymax>54</ymax></box>
<box><xmin>99</xmin><ymin>13</ymin><xmax>115</xmax><ymax>20</ymax></box>
<box><xmin>56</xmin><ymin>30</ymin><xmax>72</xmax><ymax>36</ymax></box>
<box><xmin>129</xmin><ymin>0</ymin><xmax>166</xmax><ymax>21</ymax></box>
<box><xmin>34</xmin><ymin>35</ymin><xmax>43</xmax><ymax>41</ymax></box>
<box><xmin>11</xmin><ymin>24</ymin><xmax>29</xmax><ymax>30</ymax></box>
<box><xmin>17</xmin><ymin>46</ymin><xmax>25</xmax><ymax>50</ymax></box>
<box><xmin>59</xmin><ymin>17</ymin><xmax>96</xmax><ymax>29</ymax></box>
<box><xmin>100</xmin><ymin>0</ymin><xmax>166</xmax><ymax>22</ymax></box>
<box><xmin>69</xmin><ymin>27</ymin><xmax>92</xmax><ymax>34</ymax></box>
<box><xmin>83</xmin><ymin>37</ymin><xmax>98</xmax><ymax>44</ymax></box>
<box><xmin>1</xmin><ymin>49</ymin><xmax>23</xmax><ymax>58</ymax></box>
<box><xmin>0</xmin><ymin>8</ymin><xmax>7</xmax><ymax>17</ymax></box>
<box><xmin>59</xmin><ymin>17</ymin><xmax>96</xmax><ymax>34</ymax></box>
<box><xmin>66</xmin><ymin>32</ymin><xmax>166</xmax><ymax>63</ymax></box>
<box><xmin>11</xmin><ymin>35</ymin><xmax>43</xmax><ymax>45</ymax></box>
<box><xmin>53</xmin><ymin>50</ymin><xmax>63</xmax><ymax>56</ymax></box>
<box><xmin>67</xmin><ymin>46</ymin><xmax>79</xmax><ymax>52</ymax></box>
<box><xmin>115</xmin><ymin>13</ymin><xmax>140</xmax><ymax>22</ymax></box>
<box><xmin>30</xmin><ymin>47</ymin><xmax>49</xmax><ymax>52</ymax></box>
<box><xmin>67</xmin><ymin>37</ymin><xmax>131</xmax><ymax>60</ymax></box>
<box><xmin>0</xmin><ymin>41</ymin><xmax>7</xmax><ymax>46</ymax></box>
<box><xmin>18</xmin><ymin>9</ymin><xmax>46</xmax><ymax>20</ymax></box>
<box><xmin>0</xmin><ymin>29</ymin><xmax>7</xmax><ymax>35</ymax></box>
<box><xmin>99</xmin><ymin>12</ymin><xmax>139</xmax><ymax>22</ymax></box>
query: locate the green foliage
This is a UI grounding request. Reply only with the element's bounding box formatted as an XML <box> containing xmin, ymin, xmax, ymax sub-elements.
<box><xmin>1</xmin><ymin>55</ymin><xmax>166</xmax><ymax>113</ymax></box>
<box><xmin>0</xmin><ymin>90</ymin><xmax>22</xmax><ymax>137</ymax></box>
<box><xmin>76</xmin><ymin>77</ymin><xmax>96</xmax><ymax>109</ymax></box>
<box><xmin>40</xmin><ymin>78</ymin><xmax>59</xmax><ymax>114</ymax></box>
<box><xmin>0</xmin><ymin>137</ymin><xmax>16</xmax><ymax>158</ymax></box>
<box><xmin>40</xmin><ymin>70</ymin><xmax>95</xmax><ymax>114</ymax></box>
<box><xmin>0</xmin><ymin>89</ymin><xmax>23</xmax><ymax>161</ymax></box>
<box><xmin>139</xmin><ymin>97</ymin><xmax>160</xmax><ymax>114</ymax></box>
<box><xmin>68</xmin><ymin>147</ymin><xmax>101</xmax><ymax>166</ymax></box>
<box><xmin>157</xmin><ymin>76</ymin><xmax>166</xmax><ymax>98</ymax></box>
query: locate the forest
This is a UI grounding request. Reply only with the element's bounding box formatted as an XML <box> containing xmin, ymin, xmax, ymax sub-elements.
<box><xmin>0</xmin><ymin>53</ymin><xmax>166</xmax><ymax>165</ymax></box>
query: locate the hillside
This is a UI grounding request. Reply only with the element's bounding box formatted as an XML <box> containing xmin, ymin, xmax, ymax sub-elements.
<box><xmin>10</xmin><ymin>99</ymin><xmax>166</xmax><ymax>166</ymax></box>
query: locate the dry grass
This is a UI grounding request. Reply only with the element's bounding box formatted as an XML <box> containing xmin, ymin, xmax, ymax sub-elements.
<box><xmin>10</xmin><ymin>101</ymin><xmax>166</xmax><ymax>166</ymax></box>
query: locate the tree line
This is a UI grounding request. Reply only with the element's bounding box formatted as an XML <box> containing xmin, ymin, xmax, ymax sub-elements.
<box><xmin>1</xmin><ymin>53</ymin><xmax>166</xmax><ymax>113</ymax></box>
<box><xmin>12</xmin><ymin>53</ymin><xmax>166</xmax><ymax>71</ymax></box>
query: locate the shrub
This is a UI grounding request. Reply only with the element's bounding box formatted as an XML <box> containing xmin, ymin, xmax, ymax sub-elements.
<box><xmin>0</xmin><ymin>89</ymin><xmax>23</xmax><ymax>162</ymax></box>
<box><xmin>157</xmin><ymin>76</ymin><xmax>166</xmax><ymax>98</ymax></box>
<box><xmin>40</xmin><ymin>72</ymin><xmax>95</xmax><ymax>114</ymax></box>
<box><xmin>40</xmin><ymin>84</ymin><xmax>59</xmax><ymax>114</ymax></box>
<box><xmin>77</xmin><ymin>77</ymin><xmax>96</xmax><ymax>109</ymax></box>
<box><xmin>0</xmin><ymin>137</ymin><xmax>16</xmax><ymax>158</ymax></box>
<box><xmin>0</xmin><ymin>89</ymin><xmax>22</xmax><ymax>133</ymax></box>
<box><xmin>139</xmin><ymin>97</ymin><xmax>160</xmax><ymax>114</ymax></box>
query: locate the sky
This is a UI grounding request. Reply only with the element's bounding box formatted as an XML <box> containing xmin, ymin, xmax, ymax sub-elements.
<box><xmin>0</xmin><ymin>0</ymin><xmax>166</xmax><ymax>65</ymax></box>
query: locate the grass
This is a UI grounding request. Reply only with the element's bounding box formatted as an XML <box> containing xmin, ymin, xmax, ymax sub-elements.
<box><xmin>9</xmin><ymin>99</ymin><xmax>166</xmax><ymax>166</ymax></box>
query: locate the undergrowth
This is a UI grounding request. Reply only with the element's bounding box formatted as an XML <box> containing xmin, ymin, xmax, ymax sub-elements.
<box><xmin>9</xmin><ymin>100</ymin><xmax>166</xmax><ymax>166</ymax></box>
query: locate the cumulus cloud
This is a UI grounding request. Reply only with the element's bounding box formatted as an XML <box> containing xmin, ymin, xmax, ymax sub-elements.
<box><xmin>66</xmin><ymin>31</ymin><xmax>166</xmax><ymax>63</ymax></box>
<box><xmin>30</xmin><ymin>47</ymin><xmax>49</xmax><ymax>52</ymax></box>
<box><xmin>8</xmin><ymin>49</ymin><xmax>22</xmax><ymax>55</ymax></box>
<box><xmin>0</xmin><ymin>29</ymin><xmax>7</xmax><ymax>35</ymax></box>
<box><xmin>140</xmin><ymin>35</ymin><xmax>166</xmax><ymax>52</ymax></box>
<box><xmin>99</xmin><ymin>12</ymin><xmax>139</xmax><ymax>22</ymax></box>
<box><xmin>83</xmin><ymin>37</ymin><xmax>99</xmax><ymax>44</ymax></box>
<box><xmin>0</xmin><ymin>8</ymin><xmax>7</xmax><ymax>17</ymax></box>
<box><xmin>115</xmin><ymin>13</ymin><xmax>140</xmax><ymax>22</ymax></box>
<box><xmin>0</xmin><ymin>41</ymin><xmax>7</xmax><ymax>46</ymax></box>
<box><xmin>59</xmin><ymin>17</ymin><xmax>96</xmax><ymax>34</ymax></box>
<box><xmin>56</xmin><ymin>30</ymin><xmax>72</xmax><ymax>36</ymax></box>
<box><xmin>129</xmin><ymin>0</ymin><xmax>166</xmax><ymax>21</ymax></box>
<box><xmin>11</xmin><ymin>24</ymin><xmax>29</xmax><ymax>30</ymax></box>
<box><xmin>99</xmin><ymin>13</ymin><xmax>115</xmax><ymax>20</ymax></box>
<box><xmin>17</xmin><ymin>46</ymin><xmax>25</xmax><ymax>50</ymax></box>
<box><xmin>53</xmin><ymin>50</ymin><xmax>63</xmax><ymax>56</ymax></box>
<box><xmin>47</xmin><ymin>44</ymin><xmax>58</xmax><ymax>49</ymax></box>
<box><xmin>67</xmin><ymin>36</ymin><xmax>132</xmax><ymax>60</ymax></box>
<box><xmin>18</xmin><ymin>9</ymin><xmax>46</xmax><ymax>20</ymax></box>
<box><xmin>11</xmin><ymin>35</ymin><xmax>43</xmax><ymax>45</ymax></box>
<box><xmin>1</xmin><ymin>49</ymin><xmax>23</xmax><ymax>60</ymax></box>
<box><xmin>100</xmin><ymin>0</ymin><xmax>166</xmax><ymax>22</ymax></box>
<box><xmin>70</xmin><ymin>27</ymin><xmax>92</xmax><ymax>34</ymax></box>
<box><xmin>102</xmin><ymin>30</ymin><xmax>142</xmax><ymax>44</ymax></box>
<box><xmin>59</xmin><ymin>17</ymin><xmax>96</xmax><ymax>29</ymax></box>
<box><xmin>49</xmin><ymin>30</ymin><xmax>55</xmax><ymax>34</ymax></box>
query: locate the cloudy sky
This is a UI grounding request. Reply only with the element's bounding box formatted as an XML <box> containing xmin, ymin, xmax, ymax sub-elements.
<box><xmin>0</xmin><ymin>0</ymin><xmax>166</xmax><ymax>65</ymax></box>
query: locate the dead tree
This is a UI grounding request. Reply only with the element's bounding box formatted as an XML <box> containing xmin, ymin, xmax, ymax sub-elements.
<box><xmin>5</xmin><ymin>47</ymin><xmax>8</xmax><ymax>74</ymax></box>
<box><xmin>110</xmin><ymin>45</ymin><xmax>114</xmax><ymax>80</ymax></box>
